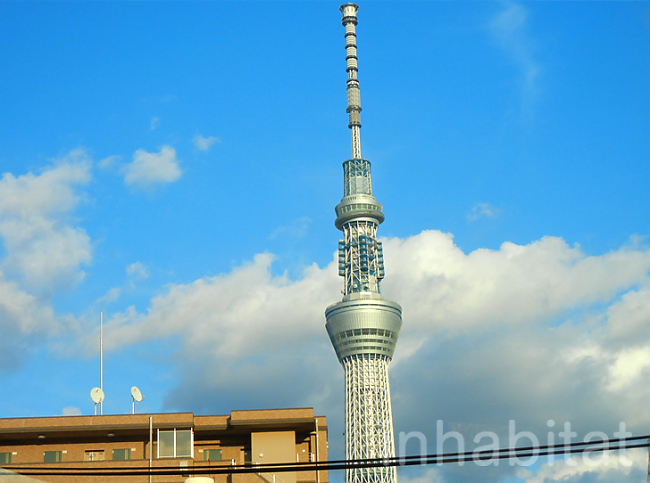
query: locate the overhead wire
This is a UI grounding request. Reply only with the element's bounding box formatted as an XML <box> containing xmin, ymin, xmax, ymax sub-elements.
<box><xmin>7</xmin><ymin>433</ymin><xmax>650</xmax><ymax>477</ymax></box>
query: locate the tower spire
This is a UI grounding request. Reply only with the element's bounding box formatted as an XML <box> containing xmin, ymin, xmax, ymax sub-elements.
<box><xmin>341</xmin><ymin>3</ymin><xmax>362</xmax><ymax>159</ymax></box>
<box><xmin>326</xmin><ymin>5</ymin><xmax>403</xmax><ymax>483</ymax></box>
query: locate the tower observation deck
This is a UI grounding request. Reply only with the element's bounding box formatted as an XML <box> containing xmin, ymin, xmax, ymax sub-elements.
<box><xmin>325</xmin><ymin>4</ymin><xmax>402</xmax><ymax>483</ymax></box>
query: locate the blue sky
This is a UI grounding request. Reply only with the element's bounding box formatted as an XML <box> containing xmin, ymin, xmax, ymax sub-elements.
<box><xmin>1</xmin><ymin>1</ymin><xmax>650</xmax><ymax>482</ymax></box>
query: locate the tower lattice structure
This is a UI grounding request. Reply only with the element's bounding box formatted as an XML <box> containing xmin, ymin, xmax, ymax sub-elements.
<box><xmin>325</xmin><ymin>4</ymin><xmax>403</xmax><ymax>483</ymax></box>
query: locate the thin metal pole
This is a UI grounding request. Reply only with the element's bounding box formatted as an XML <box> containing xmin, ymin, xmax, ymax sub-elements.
<box><xmin>100</xmin><ymin>309</ymin><xmax>103</xmax><ymax>415</ymax></box>
<box><xmin>315</xmin><ymin>419</ymin><xmax>320</xmax><ymax>483</ymax></box>
<box><xmin>149</xmin><ymin>416</ymin><xmax>153</xmax><ymax>483</ymax></box>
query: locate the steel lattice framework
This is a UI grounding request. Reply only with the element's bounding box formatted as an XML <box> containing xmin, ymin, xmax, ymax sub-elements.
<box><xmin>325</xmin><ymin>4</ymin><xmax>402</xmax><ymax>483</ymax></box>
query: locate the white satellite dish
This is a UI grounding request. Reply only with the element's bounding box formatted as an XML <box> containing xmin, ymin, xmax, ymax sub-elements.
<box><xmin>131</xmin><ymin>386</ymin><xmax>144</xmax><ymax>414</ymax></box>
<box><xmin>131</xmin><ymin>386</ymin><xmax>143</xmax><ymax>403</ymax></box>
<box><xmin>91</xmin><ymin>387</ymin><xmax>105</xmax><ymax>415</ymax></box>
<box><xmin>91</xmin><ymin>387</ymin><xmax>105</xmax><ymax>404</ymax></box>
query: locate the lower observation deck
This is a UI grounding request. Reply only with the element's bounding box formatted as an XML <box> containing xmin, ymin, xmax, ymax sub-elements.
<box><xmin>325</xmin><ymin>296</ymin><xmax>402</xmax><ymax>361</ymax></box>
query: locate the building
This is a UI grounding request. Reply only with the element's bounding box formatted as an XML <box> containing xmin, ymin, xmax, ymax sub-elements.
<box><xmin>0</xmin><ymin>408</ymin><xmax>328</xmax><ymax>483</ymax></box>
<box><xmin>325</xmin><ymin>4</ymin><xmax>402</xmax><ymax>483</ymax></box>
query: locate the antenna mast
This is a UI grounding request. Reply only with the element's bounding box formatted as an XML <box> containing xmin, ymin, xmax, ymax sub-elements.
<box><xmin>342</xmin><ymin>3</ymin><xmax>362</xmax><ymax>159</ymax></box>
<box><xmin>100</xmin><ymin>309</ymin><xmax>103</xmax><ymax>415</ymax></box>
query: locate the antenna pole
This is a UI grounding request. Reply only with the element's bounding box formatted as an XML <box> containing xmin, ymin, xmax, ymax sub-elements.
<box><xmin>100</xmin><ymin>309</ymin><xmax>104</xmax><ymax>416</ymax></box>
<box><xmin>149</xmin><ymin>416</ymin><xmax>153</xmax><ymax>483</ymax></box>
<box><xmin>342</xmin><ymin>3</ymin><xmax>362</xmax><ymax>159</ymax></box>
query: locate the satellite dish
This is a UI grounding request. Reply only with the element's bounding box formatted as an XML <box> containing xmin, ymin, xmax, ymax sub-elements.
<box><xmin>90</xmin><ymin>387</ymin><xmax>105</xmax><ymax>404</ymax></box>
<box><xmin>131</xmin><ymin>386</ymin><xmax>143</xmax><ymax>403</ymax></box>
<box><xmin>131</xmin><ymin>386</ymin><xmax>144</xmax><ymax>414</ymax></box>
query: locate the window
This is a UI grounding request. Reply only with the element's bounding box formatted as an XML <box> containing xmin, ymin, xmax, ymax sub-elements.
<box><xmin>44</xmin><ymin>451</ymin><xmax>63</xmax><ymax>463</ymax></box>
<box><xmin>112</xmin><ymin>448</ymin><xmax>131</xmax><ymax>460</ymax></box>
<box><xmin>0</xmin><ymin>452</ymin><xmax>12</xmax><ymax>465</ymax></box>
<box><xmin>84</xmin><ymin>450</ymin><xmax>105</xmax><ymax>462</ymax></box>
<box><xmin>176</xmin><ymin>430</ymin><xmax>192</xmax><ymax>457</ymax></box>
<box><xmin>158</xmin><ymin>429</ymin><xmax>193</xmax><ymax>458</ymax></box>
<box><xmin>204</xmin><ymin>449</ymin><xmax>222</xmax><ymax>461</ymax></box>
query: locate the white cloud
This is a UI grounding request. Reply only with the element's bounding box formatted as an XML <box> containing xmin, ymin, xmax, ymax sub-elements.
<box><xmin>80</xmin><ymin>253</ymin><xmax>339</xmax><ymax>413</ymax></box>
<box><xmin>488</xmin><ymin>1</ymin><xmax>541</xmax><ymax>113</ymax></box>
<box><xmin>270</xmin><ymin>216</ymin><xmax>311</xmax><ymax>239</ymax></box>
<box><xmin>0</xmin><ymin>151</ymin><xmax>92</xmax><ymax>370</ymax></box>
<box><xmin>382</xmin><ymin>232</ymin><xmax>650</xmax><ymax>338</ymax></box>
<box><xmin>126</xmin><ymin>261</ymin><xmax>149</xmax><ymax>280</ymax></box>
<box><xmin>399</xmin><ymin>468</ymin><xmax>444</xmax><ymax>483</ymax></box>
<box><xmin>100</xmin><ymin>253</ymin><xmax>338</xmax><ymax>355</ymax></box>
<box><xmin>0</xmin><ymin>149</ymin><xmax>92</xmax><ymax>290</ymax></box>
<box><xmin>150</xmin><ymin>116</ymin><xmax>160</xmax><ymax>131</ymax></box>
<box><xmin>96</xmin><ymin>287</ymin><xmax>122</xmax><ymax>305</ymax></box>
<box><xmin>0</xmin><ymin>270</ymin><xmax>61</xmax><ymax>371</ymax></box>
<box><xmin>0</xmin><ymin>148</ymin><xmax>90</xmax><ymax>217</ymax></box>
<box><xmin>467</xmin><ymin>202</ymin><xmax>500</xmax><ymax>222</ymax></box>
<box><xmin>98</xmin><ymin>154</ymin><xmax>122</xmax><ymax>170</ymax></box>
<box><xmin>605</xmin><ymin>346</ymin><xmax>650</xmax><ymax>392</ymax></box>
<box><xmin>93</xmin><ymin>263</ymin><xmax>149</xmax><ymax>308</ymax></box>
<box><xmin>524</xmin><ymin>449</ymin><xmax>645</xmax><ymax>483</ymax></box>
<box><xmin>122</xmin><ymin>145</ymin><xmax>182</xmax><ymax>188</ymax></box>
<box><xmin>61</xmin><ymin>406</ymin><xmax>82</xmax><ymax>416</ymax></box>
<box><xmin>193</xmin><ymin>134</ymin><xmax>220</xmax><ymax>152</ymax></box>
<box><xmin>603</xmin><ymin>285</ymin><xmax>650</xmax><ymax>348</ymax></box>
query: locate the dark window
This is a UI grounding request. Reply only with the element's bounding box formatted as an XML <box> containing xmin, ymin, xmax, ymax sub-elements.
<box><xmin>44</xmin><ymin>451</ymin><xmax>62</xmax><ymax>463</ymax></box>
<box><xmin>112</xmin><ymin>448</ymin><xmax>131</xmax><ymax>461</ymax></box>
<box><xmin>204</xmin><ymin>449</ymin><xmax>222</xmax><ymax>461</ymax></box>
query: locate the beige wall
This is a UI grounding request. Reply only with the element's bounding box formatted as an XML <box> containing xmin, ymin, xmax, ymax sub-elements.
<box><xmin>251</xmin><ymin>431</ymin><xmax>296</xmax><ymax>483</ymax></box>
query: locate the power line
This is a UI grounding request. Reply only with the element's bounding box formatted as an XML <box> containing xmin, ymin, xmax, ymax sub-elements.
<box><xmin>8</xmin><ymin>434</ymin><xmax>650</xmax><ymax>477</ymax></box>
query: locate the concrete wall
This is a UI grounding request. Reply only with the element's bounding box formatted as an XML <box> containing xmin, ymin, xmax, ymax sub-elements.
<box><xmin>251</xmin><ymin>431</ymin><xmax>295</xmax><ymax>483</ymax></box>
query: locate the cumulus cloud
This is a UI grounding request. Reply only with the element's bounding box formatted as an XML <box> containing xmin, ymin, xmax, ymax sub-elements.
<box><xmin>87</xmin><ymin>229</ymin><xmax>650</xmax><ymax>483</ymax></box>
<box><xmin>122</xmin><ymin>146</ymin><xmax>182</xmax><ymax>188</ymax></box>
<box><xmin>0</xmin><ymin>148</ymin><xmax>92</xmax><ymax>290</ymax></box>
<box><xmin>126</xmin><ymin>261</ymin><xmax>149</xmax><ymax>280</ymax></box>
<box><xmin>383</xmin><ymin>232</ymin><xmax>650</xmax><ymax>338</ymax></box>
<box><xmin>523</xmin><ymin>450</ymin><xmax>646</xmax><ymax>483</ymax></box>
<box><xmin>0</xmin><ymin>150</ymin><xmax>92</xmax><ymax>370</ymax></box>
<box><xmin>84</xmin><ymin>253</ymin><xmax>339</xmax><ymax>413</ymax></box>
<box><xmin>100</xmin><ymin>253</ymin><xmax>337</xmax><ymax>355</ymax></box>
<box><xmin>0</xmin><ymin>271</ymin><xmax>61</xmax><ymax>372</ymax></box>
<box><xmin>384</xmin><ymin>232</ymin><xmax>650</xmax><ymax>483</ymax></box>
<box><xmin>192</xmin><ymin>134</ymin><xmax>220</xmax><ymax>152</ymax></box>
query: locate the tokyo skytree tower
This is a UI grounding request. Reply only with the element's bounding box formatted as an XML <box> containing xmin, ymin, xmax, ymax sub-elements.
<box><xmin>325</xmin><ymin>4</ymin><xmax>403</xmax><ymax>483</ymax></box>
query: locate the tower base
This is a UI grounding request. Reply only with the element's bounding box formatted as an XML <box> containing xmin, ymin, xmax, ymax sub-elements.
<box><xmin>343</xmin><ymin>354</ymin><xmax>397</xmax><ymax>483</ymax></box>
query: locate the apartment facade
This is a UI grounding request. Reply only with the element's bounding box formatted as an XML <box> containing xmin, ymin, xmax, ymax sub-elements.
<box><xmin>0</xmin><ymin>408</ymin><xmax>327</xmax><ymax>483</ymax></box>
